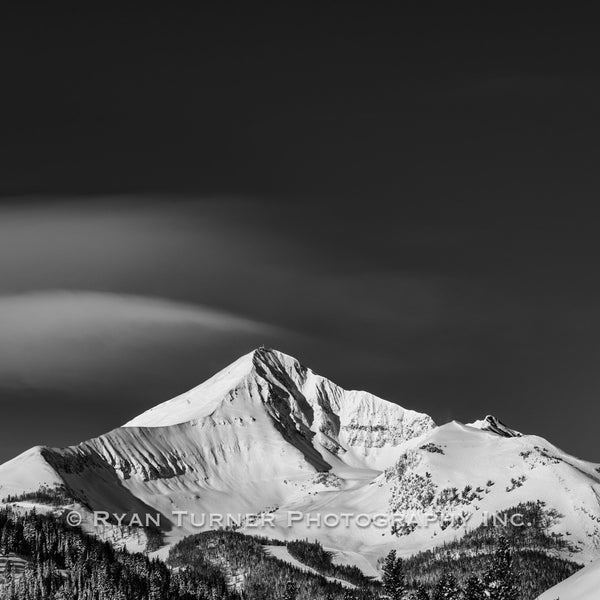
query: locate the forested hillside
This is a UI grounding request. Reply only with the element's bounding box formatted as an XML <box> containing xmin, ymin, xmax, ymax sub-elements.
<box><xmin>0</xmin><ymin>502</ymin><xmax>582</xmax><ymax>599</ymax></box>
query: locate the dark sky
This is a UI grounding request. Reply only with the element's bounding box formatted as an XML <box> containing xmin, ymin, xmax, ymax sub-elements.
<box><xmin>1</xmin><ymin>6</ymin><xmax>600</xmax><ymax>463</ymax></box>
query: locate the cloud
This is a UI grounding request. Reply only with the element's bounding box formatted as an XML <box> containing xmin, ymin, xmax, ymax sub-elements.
<box><xmin>0</xmin><ymin>290</ymin><xmax>273</xmax><ymax>334</ymax></box>
<box><xmin>0</xmin><ymin>290</ymin><xmax>281</xmax><ymax>390</ymax></box>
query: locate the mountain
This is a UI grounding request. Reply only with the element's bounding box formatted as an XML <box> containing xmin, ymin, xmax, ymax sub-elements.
<box><xmin>1</xmin><ymin>347</ymin><xmax>600</xmax><ymax>577</ymax></box>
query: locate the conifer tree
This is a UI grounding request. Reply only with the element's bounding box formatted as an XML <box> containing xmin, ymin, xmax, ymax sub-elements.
<box><xmin>414</xmin><ymin>582</ymin><xmax>429</xmax><ymax>600</ymax></box>
<box><xmin>463</xmin><ymin>574</ymin><xmax>485</xmax><ymax>600</ymax></box>
<box><xmin>283</xmin><ymin>578</ymin><xmax>298</xmax><ymax>600</ymax></box>
<box><xmin>3</xmin><ymin>559</ymin><xmax>15</xmax><ymax>600</ymax></box>
<box><xmin>382</xmin><ymin>549</ymin><xmax>406</xmax><ymax>600</ymax></box>
<box><xmin>484</xmin><ymin>536</ymin><xmax>519</xmax><ymax>600</ymax></box>
<box><xmin>432</xmin><ymin>573</ymin><xmax>460</xmax><ymax>600</ymax></box>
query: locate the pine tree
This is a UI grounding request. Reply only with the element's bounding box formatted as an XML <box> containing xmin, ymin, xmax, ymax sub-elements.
<box><xmin>463</xmin><ymin>575</ymin><xmax>485</xmax><ymax>600</ymax></box>
<box><xmin>3</xmin><ymin>559</ymin><xmax>15</xmax><ymax>600</ymax></box>
<box><xmin>484</xmin><ymin>536</ymin><xmax>519</xmax><ymax>600</ymax></box>
<box><xmin>283</xmin><ymin>578</ymin><xmax>298</xmax><ymax>600</ymax></box>
<box><xmin>414</xmin><ymin>582</ymin><xmax>429</xmax><ymax>600</ymax></box>
<box><xmin>432</xmin><ymin>573</ymin><xmax>460</xmax><ymax>600</ymax></box>
<box><xmin>382</xmin><ymin>549</ymin><xmax>406</xmax><ymax>600</ymax></box>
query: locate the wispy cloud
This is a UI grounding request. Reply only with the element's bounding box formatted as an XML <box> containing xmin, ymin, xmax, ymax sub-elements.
<box><xmin>0</xmin><ymin>290</ymin><xmax>276</xmax><ymax>335</ymax></box>
<box><xmin>0</xmin><ymin>290</ymin><xmax>283</xmax><ymax>390</ymax></box>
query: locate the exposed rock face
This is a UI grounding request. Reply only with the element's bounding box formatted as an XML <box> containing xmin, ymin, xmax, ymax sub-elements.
<box><xmin>470</xmin><ymin>414</ymin><xmax>523</xmax><ymax>438</ymax></box>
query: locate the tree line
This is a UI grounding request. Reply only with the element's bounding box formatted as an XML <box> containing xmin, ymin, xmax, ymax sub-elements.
<box><xmin>0</xmin><ymin>504</ymin><xmax>579</xmax><ymax>599</ymax></box>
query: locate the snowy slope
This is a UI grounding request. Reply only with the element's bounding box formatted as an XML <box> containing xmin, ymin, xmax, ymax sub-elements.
<box><xmin>1</xmin><ymin>347</ymin><xmax>600</xmax><ymax>576</ymax></box>
<box><xmin>538</xmin><ymin>559</ymin><xmax>600</xmax><ymax>599</ymax></box>
<box><xmin>123</xmin><ymin>347</ymin><xmax>434</xmax><ymax>470</ymax></box>
<box><xmin>250</xmin><ymin>419</ymin><xmax>600</xmax><ymax>569</ymax></box>
<box><xmin>263</xmin><ymin>546</ymin><xmax>355</xmax><ymax>589</ymax></box>
<box><xmin>0</xmin><ymin>446</ymin><xmax>64</xmax><ymax>494</ymax></box>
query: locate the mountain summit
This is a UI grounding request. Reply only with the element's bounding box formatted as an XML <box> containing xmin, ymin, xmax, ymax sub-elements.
<box><xmin>124</xmin><ymin>348</ymin><xmax>434</xmax><ymax>452</ymax></box>
<box><xmin>469</xmin><ymin>414</ymin><xmax>523</xmax><ymax>438</ymax></box>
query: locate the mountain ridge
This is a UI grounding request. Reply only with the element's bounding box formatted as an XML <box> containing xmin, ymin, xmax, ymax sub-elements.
<box><xmin>1</xmin><ymin>347</ymin><xmax>599</xmax><ymax>575</ymax></box>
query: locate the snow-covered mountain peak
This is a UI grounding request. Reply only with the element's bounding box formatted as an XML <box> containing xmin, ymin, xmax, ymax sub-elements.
<box><xmin>123</xmin><ymin>347</ymin><xmax>433</xmax><ymax>436</ymax></box>
<box><xmin>123</xmin><ymin>349</ymin><xmax>256</xmax><ymax>427</ymax></box>
<box><xmin>122</xmin><ymin>347</ymin><xmax>295</xmax><ymax>428</ymax></box>
<box><xmin>469</xmin><ymin>414</ymin><xmax>523</xmax><ymax>438</ymax></box>
<box><xmin>1</xmin><ymin>348</ymin><xmax>437</xmax><ymax>511</ymax></box>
